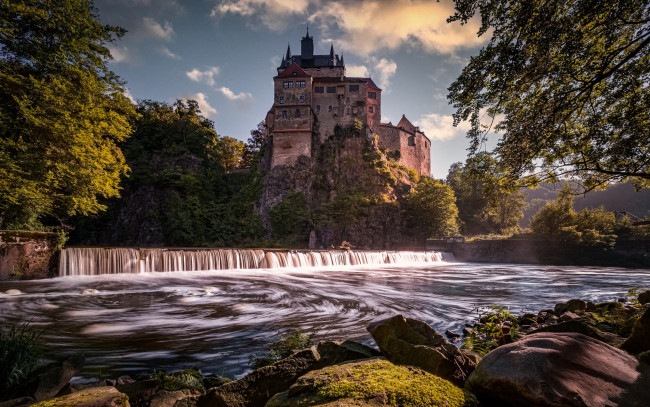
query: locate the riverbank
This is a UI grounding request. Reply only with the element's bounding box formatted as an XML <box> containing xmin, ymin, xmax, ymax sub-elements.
<box><xmin>4</xmin><ymin>291</ymin><xmax>649</xmax><ymax>406</ymax></box>
<box><xmin>427</xmin><ymin>237</ymin><xmax>650</xmax><ymax>268</ymax></box>
<box><xmin>0</xmin><ymin>230</ymin><xmax>59</xmax><ymax>280</ymax></box>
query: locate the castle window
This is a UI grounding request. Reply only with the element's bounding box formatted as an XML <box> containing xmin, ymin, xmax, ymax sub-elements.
<box><xmin>295</xmin><ymin>109</ymin><xmax>301</xmax><ymax>118</ymax></box>
<box><xmin>346</xmin><ymin>97</ymin><xmax>350</xmax><ymax>103</ymax></box>
<box><xmin>327</xmin><ymin>86</ymin><xmax>336</xmax><ymax>93</ymax></box>
<box><xmin>369</xmin><ymin>106</ymin><xmax>374</xmax><ymax>113</ymax></box>
<box><xmin>315</xmin><ymin>86</ymin><xmax>324</xmax><ymax>93</ymax></box>
<box><xmin>279</xmin><ymin>96</ymin><xmax>285</xmax><ymax>104</ymax></box>
<box><xmin>296</xmin><ymin>81</ymin><xmax>306</xmax><ymax>88</ymax></box>
<box><xmin>349</xmin><ymin>85</ymin><xmax>359</xmax><ymax>92</ymax></box>
<box><xmin>368</xmin><ymin>92</ymin><xmax>376</xmax><ymax>99</ymax></box>
<box><xmin>408</xmin><ymin>135</ymin><xmax>415</xmax><ymax>146</ymax></box>
<box><xmin>316</xmin><ymin>105</ymin><xmax>320</xmax><ymax>113</ymax></box>
<box><xmin>328</xmin><ymin>105</ymin><xmax>332</xmax><ymax>112</ymax></box>
<box><xmin>283</xmin><ymin>81</ymin><xmax>293</xmax><ymax>88</ymax></box>
<box><xmin>282</xmin><ymin>110</ymin><xmax>287</xmax><ymax>119</ymax></box>
<box><xmin>346</xmin><ymin>108</ymin><xmax>350</xmax><ymax>115</ymax></box>
<box><xmin>300</xmin><ymin>95</ymin><xmax>304</xmax><ymax>103</ymax></box>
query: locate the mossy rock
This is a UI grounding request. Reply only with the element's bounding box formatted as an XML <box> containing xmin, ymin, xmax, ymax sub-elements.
<box><xmin>31</xmin><ymin>386</ymin><xmax>129</xmax><ymax>407</ymax></box>
<box><xmin>265</xmin><ymin>358</ymin><xmax>477</xmax><ymax>407</ymax></box>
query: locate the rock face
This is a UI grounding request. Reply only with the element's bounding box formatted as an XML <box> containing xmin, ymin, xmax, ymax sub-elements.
<box><xmin>367</xmin><ymin>315</ymin><xmax>476</xmax><ymax>386</ymax></box>
<box><xmin>554</xmin><ymin>299</ymin><xmax>587</xmax><ymax>315</ymax></box>
<box><xmin>466</xmin><ymin>332</ymin><xmax>650</xmax><ymax>407</ymax></box>
<box><xmin>265</xmin><ymin>358</ymin><xmax>478</xmax><ymax>407</ymax></box>
<box><xmin>621</xmin><ymin>305</ymin><xmax>650</xmax><ymax>354</ymax></box>
<box><xmin>199</xmin><ymin>340</ymin><xmax>378</xmax><ymax>407</ymax></box>
<box><xmin>31</xmin><ymin>386</ymin><xmax>130</xmax><ymax>407</ymax></box>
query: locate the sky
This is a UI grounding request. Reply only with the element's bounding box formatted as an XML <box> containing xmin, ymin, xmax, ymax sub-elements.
<box><xmin>94</xmin><ymin>0</ymin><xmax>491</xmax><ymax>178</ymax></box>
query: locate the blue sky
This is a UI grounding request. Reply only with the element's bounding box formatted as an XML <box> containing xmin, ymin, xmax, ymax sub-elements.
<box><xmin>95</xmin><ymin>0</ymin><xmax>491</xmax><ymax>178</ymax></box>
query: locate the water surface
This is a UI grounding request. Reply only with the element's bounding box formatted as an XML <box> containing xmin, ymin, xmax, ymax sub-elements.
<box><xmin>1</xmin><ymin>262</ymin><xmax>648</xmax><ymax>378</ymax></box>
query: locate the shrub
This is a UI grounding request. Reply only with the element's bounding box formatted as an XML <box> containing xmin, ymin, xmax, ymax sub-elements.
<box><xmin>0</xmin><ymin>321</ymin><xmax>43</xmax><ymax>396</ymax></box>
<box><xmin>462</xmin><ymin>305</ymin><xmax>520</xmax><ymax>355</ymax></box>
<box><xmin>248</xmin><ymin>329</ymin><xmax>313</xmax><ymax>369</ymax></box>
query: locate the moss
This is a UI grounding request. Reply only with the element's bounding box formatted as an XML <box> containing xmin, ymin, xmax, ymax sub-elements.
<box><xmin>315</xmin><ymin>361</ymin><xmax>477</xmax><ymax>407</ymax></box>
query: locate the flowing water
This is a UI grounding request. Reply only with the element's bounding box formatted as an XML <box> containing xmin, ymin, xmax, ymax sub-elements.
<box><xmin>1</xmin><ymin>247</ymin><xmax>650</xmax><ymax>379</ymax></box>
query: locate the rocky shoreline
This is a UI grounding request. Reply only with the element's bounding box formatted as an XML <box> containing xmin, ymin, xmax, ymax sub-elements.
<box><xmin>2</xmin><ymin>290</ymin><xmax>650</xmax><ymax>407</ymax></box>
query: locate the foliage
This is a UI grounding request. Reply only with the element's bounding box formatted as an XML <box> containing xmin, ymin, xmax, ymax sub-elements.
<box><xmin>207</xmin><ymin>136</ymin><xmax>246</xmax><ymax>172</ymax></box>
<box><xmin>269</xmin><ymin>192</ymin><xmax>311</xmax><ymax>246</ymax></box>
<box><xmin>0</xmin><ymin>321</ymin><xmax>43</xmax><ymax>396</ymax></box>
<box><xmin>315</xmin><ymin>360</ymin><xmax>478</xmax><ymax>407</ymax></box>
<box><xmin>447</xmin><ymin>153</ymin><xmax>527</xmax><ymax>235</ymax></box>
<box><xmin>529</xmin><ymin>182</ymin><xmax>621</xmax><ymax>245</ymax></box>
<box><xmin>463</xmin><ymin>305</ymin><xmax>520</xmax><ymax>355</ymax></box>
<box><xmin>0</xmin><ymin>0</ymin><xmax>136</xmax><ymax>229</ymax></box>
<box><xmin>582</xmin><ymin>302</ymin><xmax>639</xmax><ymax>338</ymax></box>
<box><xmin>448</xmin><ymin>0</ymin><xmax>650</xmax><ymax>191</ymax></box>
<box><xmin>248</xmin><ymin>329</ymin><xmax>313</xmax><ymax>370</ymax></box>
<box><xmin>626</xmin><ymin>286</ymin><xmax>646</xmax><ymax>308</ymax></box>
<box><xmin>240</xmin><ymin>121</ymin><xmax>266</xmax><ymax>168</ymax></box>
<box><xmin>405</xmin><ymin>177</ymin><xmax>459</xmax><ymax>238</ymax></box>
<box><xmin>155</xmin><ymin>369</ymin><xmax>205</xmax><ymax>394</ymax></box>
<box><xmin>70</xmin><ymin>100</ymin><xmax>266</xmax><ymax>247</ymax></box>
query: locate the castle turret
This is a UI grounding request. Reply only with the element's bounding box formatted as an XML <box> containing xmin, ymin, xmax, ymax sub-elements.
<box><xmin>285</xmin><ymin>43</ymin><xmax>292</xmax><ymax>61</ymax></box>
<box><xmin>301</xmin><ymin>28</ymin><xmax>313</xmax><ymax>60</ymax></box>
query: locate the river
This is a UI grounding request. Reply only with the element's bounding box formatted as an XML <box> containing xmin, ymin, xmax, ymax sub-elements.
<box><xmin>1</xmin><ymin>250</ymin><xmax>649</xmax><ymax>380</ymax></box>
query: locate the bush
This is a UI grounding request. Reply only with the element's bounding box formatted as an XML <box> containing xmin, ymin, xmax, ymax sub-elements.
<box><xmin>0</xmin><ymin>321</ymin><xmax>43</xmax><ymax>396</ymax></box>
<box><xmin>462</xmin><ymin>305</ymin><xmax>520</xmax><ymax>355</ymax></box>
<box><xmin>248</xmin><ymin>329</ymin><xmax>313</xmax><ymax>369</ymax></box>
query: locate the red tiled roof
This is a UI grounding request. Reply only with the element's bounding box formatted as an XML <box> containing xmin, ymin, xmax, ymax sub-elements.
<box><xmin>366</xmin><ymin>78</ymin><xmax>381</xmax><ymax>91</ymax></box>
<box><xmin>276</xmin><ymin>62</ymin><xmax>311</xmax><ymax>78</ymax></box>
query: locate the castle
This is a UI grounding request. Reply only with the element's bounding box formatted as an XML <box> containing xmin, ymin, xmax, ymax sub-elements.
<box><xmin>265</xmin><ymin>30</ymin><xmax>431</xmax><ymax>176</ymax></box>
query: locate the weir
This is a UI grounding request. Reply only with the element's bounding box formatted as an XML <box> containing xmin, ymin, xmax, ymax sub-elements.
<box><xmin>58</xmin><ymin>247</ymin><xmax>454</xmax><ymax>276</ymax></box>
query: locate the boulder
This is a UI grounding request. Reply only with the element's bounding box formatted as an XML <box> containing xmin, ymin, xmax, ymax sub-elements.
<box><xmin>466</xmin><ymin>332</ymin><xmax>650</xmax><ymax>407</ymax></box>
<box><xmin>554</xmin><ymin>299</ymin><xmax>587</xmax><ymax>315</ymax></box>
<box><xmin>198</xmin><ymin>340</ymin><xmax>377</xmax><ymax>407</ymax></box>
<box><xmin>638</xmin><ymin>290</ymin><xmax>650</xmax><ymax>305</ymax></box>
<box><xmin>116</xmin><ymin>379</ymin><xmax>159</xmax><ymax>407</ymax></box>
<box><xmin>559</xmin><ymin>311</ymin><xmax>580</xmax><ymax>322</ymax></box>
<box><xmin>28</xmin><ymin>355</ymin><xmax>85</xmax><ymax>401</ymax></box>
<box><xmin>528</xmin><ymin>319</ymin><xmax>625</xmax><ymax>347</ymax></box>
<box><xmin>30</xmin><ymin>386</ymin><xmax>130</xmax><ymax>407</ymax></box>
<box><xmin>265</xmin><ymin>358</ymin><xmax>478</xmax><ymax>407</ymax></box>
<box><xmin>0</xmin><ymin>397</ymin><xmax>35</xmax><ymax>407</ymax></box>
<box><xmin>366</xmin><ymin>315</ymin><xmax>476</xmax><ymax>386</ymax></box>
<box><xmin>150</xmin><ymin>390</ymin><xmax>196</xmax><ymax>407</ymax></box>
<box><xmin>621</xmin><ymin>305</ymin><xmax>650</xmax><ymax>354</ymax></box>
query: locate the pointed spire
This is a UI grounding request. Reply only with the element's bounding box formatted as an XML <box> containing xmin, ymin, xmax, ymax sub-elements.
<box><xmin>286</xmin><ymin>43</ymin><xmax>292</xmax><ymax>60</ymax></box>
<box><xmin>306</xmin><ymin>26</ymin><xmax>310</xmax><ymax>38</ymax></box>
<box><xmin>281</xmin><ymin>54</ymin><xmax>285</xmax><ymax>67</ymax></box>
<box><xmin>340</xmin><ymin>53</ymin><xmax>344</xmax><ymax>66</ymax></box>
<box><xmin>330</xmin><ymin>43</ymin><xmax>334</xmax><ymax>58</ymax></box>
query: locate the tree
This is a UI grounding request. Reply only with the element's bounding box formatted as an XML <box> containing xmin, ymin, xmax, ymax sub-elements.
<box><xmin>406</xmin><ymin>177</ymin><xmax>459</xmax><ymax>238</ymax></box>
<box><xmin>447</xmin><ymin>152</ymin><xmax>527</xmax><ymax>235</ymax></box>
<box><xmin>207</xmin><ymin>136</ymin><xmax>246</xmax><ymax>172</ymax></box>
<box><xmin>448</xmin><ymin>0</ymin><xmax>650</xmax><ymax>192</ymax></box>
<box><xmin>0</xmin><ymin>0</ymin><xmax>135</xmax><ymax>229</ymax></box>
<box><xmin>529</xmin><ymin>183</ymin><xmax>577</xmax><ymax>236</ymax></box>
<box><xmin>241</xmin><ymin>121</ymin><xmax>266</xmax><ymax>168</ymax></box>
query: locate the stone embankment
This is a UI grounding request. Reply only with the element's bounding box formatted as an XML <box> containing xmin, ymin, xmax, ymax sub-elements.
<box><xmin>4</xmin><ymin>291</ymin><xmax>650</xmax><ymax>407</ymax></box>
<box><xmin>0</xmin><ymin>231</ymin><xmax>59</xmax><ymax>280</ymax></box>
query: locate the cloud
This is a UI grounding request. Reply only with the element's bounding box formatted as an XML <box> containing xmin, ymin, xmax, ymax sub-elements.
<box><xmin>183</xmin><ymin>93</ymin><xmax>217</xmax><ymax>117</ymax></box>
<box><xmin>346</xmin><ymin>64</ymin><xmax>369</xmax><ymax>77</ymax></box>
<box><xmin>219</xmin><ymin>87</ymin><xmax>253</xmax><ymax>103</ymax></box>
<box><xmin>211</xmin><ymin>0</ymin><xmax>310</xmax><ymax>31</ymax></box>
<box><xmin>269</xmin><ymin>55</ymin><xmax>281</xmax><ymax>71</ymax></box>
<box><xmin>123</xmin><ymin>88</ymin><xmax>136</xmax><ymax>103</ymax></box>
<box><xmin>373</xmin><ymin>57</ymin><xmax>397</xmax><ymax>91</ymax></box>
<box><xmin>107</xmin><ymin>45</ymin><xmax>131</xmax><ymax>63</ymax></box>
<box><xmin>186</xmin><ymin>67</ymin><xmax>220</xmax><ymax>86</ymax></box>
<box><xmin>310</xmin><ymin>0</ymin><xmax>486</xmax><ymax>57</ymax></box>
<box><xmin>414</xmin><ymin>113</ymin><xmax>471</xmax><ymax>141</ymax></box>
<box><xmin>142</xmin><ymin>17</ymin><xmax>174</xmax><ymax>40</ymax></box>
<box><xmin>159</xmin><ymin>46</ymin><xmax>181</xmax><ymax>60</ymax></box>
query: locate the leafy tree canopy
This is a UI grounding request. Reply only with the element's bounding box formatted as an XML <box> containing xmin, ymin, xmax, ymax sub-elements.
<box><xmin>0</xmin><ymin>0</ymin><xmax>135</xmax><ymax>229</ymax></box>
<box><xmin>447</xmin><ymin>152</ymin><xmax>527</xmax><ymax>235</ymax></box>
<box><xmin>406</xmin><ymin>177</ymin><xmax>459</xmax><ymax>238</ymax></box>
<box><xmin>448</xmin><ymin>0</ymin><xmax>650</xmax><ymax>192</ymax></box>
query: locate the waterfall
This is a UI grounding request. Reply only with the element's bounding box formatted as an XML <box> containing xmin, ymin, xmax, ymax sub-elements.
<box><xmin>59</xmin><ymin>248</ymin><xmax>454</xmax><ymax>276</ymax></box>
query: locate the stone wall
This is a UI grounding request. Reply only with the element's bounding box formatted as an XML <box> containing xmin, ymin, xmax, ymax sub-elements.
<box><xmin>0</xmin><ymin>230</ymin><xmax>60</xmax><ymax>280</ymax></box>
<box><xmin>426</xmin><ymin>238</ymin><xmax>650</xmax><ymax>267</ymax></box>
<box><xmin>377</xmin><ymin>125</ymin><xmax>431</xmax><ymax>176</ymax></box>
